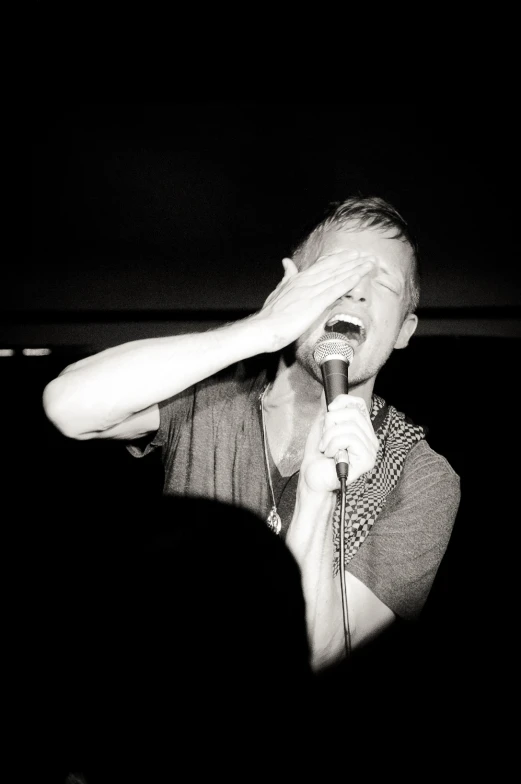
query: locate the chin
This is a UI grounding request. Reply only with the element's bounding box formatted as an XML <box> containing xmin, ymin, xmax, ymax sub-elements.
<box><xmin>350</xmin><ymin>347</ymin><xmax>393</xmax><ymax>391</ymax></box>
<box><xmin>295</xmin><ymin>343</ymin><xmax>322</xmax><ymax>383</ymax></box>
<box><xmin>347</xmin><ymin>372</ymin><xmax>373</xmax><ymax>392</ymax></box>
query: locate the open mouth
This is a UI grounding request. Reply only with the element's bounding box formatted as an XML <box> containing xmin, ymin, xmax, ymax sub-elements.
<box><xmin>325</xmin><ymin>314</ymin><xmax>367</xmax><ymax>345</ymax></box>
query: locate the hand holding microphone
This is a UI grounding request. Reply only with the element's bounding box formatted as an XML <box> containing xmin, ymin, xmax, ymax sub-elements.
<box><xmin>300</xmin><ymin>333</ymin><xmax>379</xmax><ymax>492</ymax></box>
<box><xmin>313</xmin><ymin>333</ymin><xmax>353</xmax><ymax>479</ymax></box>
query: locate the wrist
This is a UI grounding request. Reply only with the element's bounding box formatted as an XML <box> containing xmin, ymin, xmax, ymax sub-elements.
<box><xmin>297</xmin><ymin>480</ymin><xmax>337</xmax><ymax>513</ymax></box>
<box><xmin>221</xmin><ymin>313</ymin><xmax>278</xmax><ymax>358</ymax></box>
<box><xmin>243</xmin><ymin>311</ymin><xmax>289</xmax><ymax>354</ymax></box>
<box><xmin>287</xmin><ymin>479</ymin><xmax>337</xmax><ymax>562</ymax></box>
<box><xmin>211</xmin><ymin>316</ymin><xmax>272</xmax><ymax>364</ymax></box>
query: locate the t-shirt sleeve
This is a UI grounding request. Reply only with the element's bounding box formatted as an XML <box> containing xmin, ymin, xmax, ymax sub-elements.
<box><xmin>347</xmin><ymin>440</ymin><xmax>460</xmax><ymax>621</ymax></box>
<box><xmin>124</xmin><ymin>364</ymin><xmax>241</xmax><ymax>460</ymax></box>
<box><xmin>125</xmin><ymin>390</ymin><xmax>194</xmax><ymax>459</ymax></box>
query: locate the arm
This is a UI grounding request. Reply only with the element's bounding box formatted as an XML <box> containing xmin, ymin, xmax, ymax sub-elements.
<box><xmin>288</xmin><ymin>486</ymin><xmax>395</xmax><ymax>670</ymax></box>
<box><xmin>347</xmin><ymin>441</ymin><xmax>460</xmax><ymax>621</ymax></box>
<box><xmin>43</xmin><ymin>252</ymin><xmax>373</xmax><ymax>440</ymax></box>
<box><xmin>286</xmin><ymin>394</ymin><xmax>394</xmax><ymax>670</ymax></box>
<box><xmin>42</xmin><ymin>320</ymin><xmax>268</xmax><ymax>440</ymax></box>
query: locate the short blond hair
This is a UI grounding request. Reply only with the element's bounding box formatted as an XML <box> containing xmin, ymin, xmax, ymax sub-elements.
<box><xmin>292</xmin><ymin>196</ymin><xmax>421</xmax><ymax>315</ymax></box>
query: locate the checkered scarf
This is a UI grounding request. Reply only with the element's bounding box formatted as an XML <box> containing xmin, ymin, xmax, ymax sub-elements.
<box><xmin>331</xmin><ymin>394</ymin><xmax>425</xmax><ymax>575</ymax></box>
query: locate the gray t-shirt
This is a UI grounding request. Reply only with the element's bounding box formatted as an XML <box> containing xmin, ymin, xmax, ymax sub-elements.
<box><xmin>128</xmin><ymin>360</ymin><xmax>460</xmax><ymax>620</ymax></box>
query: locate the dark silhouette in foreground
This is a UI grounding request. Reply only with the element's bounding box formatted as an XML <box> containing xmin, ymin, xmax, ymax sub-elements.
<box><xmin>41</xmin><ymin>495</ymin><xmax>314</xmax><ymax>779</ymax></box>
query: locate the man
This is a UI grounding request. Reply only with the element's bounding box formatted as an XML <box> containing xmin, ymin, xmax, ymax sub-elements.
<box><xmin>43</xmin><ymin>196</ymin><xmax>460</xmax><ymax>671</ymax></box>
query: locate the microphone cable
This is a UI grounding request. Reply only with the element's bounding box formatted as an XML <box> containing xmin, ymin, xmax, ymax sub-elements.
<box><xmin>313</xmin><ymin>332</ymin><xmax>354</xmax><ymax>660</ymax></box>
<box><xmin>338</xmin><ymin>475</ymin><xmax>351</xmax><ymax>658</ymax></box>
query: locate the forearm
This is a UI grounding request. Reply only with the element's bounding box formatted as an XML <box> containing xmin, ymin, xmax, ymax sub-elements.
<box><xmin>42</xmin><ymin>249</ymin><xmax>372</xmax><ymax>439</ymax></box>
<box><xmin>286</xmin><ymin>485</ymin><xmax>336</xmax><ymax>565</ymax></box>
<box><xmin>286</xmin><ymin>486</ymin><xmax>344</xmax><ymax>668</ymax></box>
<box><xmin>43</xmin><ymin>316</ymin><xmax>269</xmax><ymax>437</ymax></box>
<box><xmin>287</xmin><ymin>486</ymin><xmax>394</xmax><ymax>669</ymax></box>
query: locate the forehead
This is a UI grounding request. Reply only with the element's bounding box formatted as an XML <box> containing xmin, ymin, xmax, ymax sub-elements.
<box><xmin>321</xmin><ymin>225</ymin><xmax>413</xmax><ymax>277</ymax></box>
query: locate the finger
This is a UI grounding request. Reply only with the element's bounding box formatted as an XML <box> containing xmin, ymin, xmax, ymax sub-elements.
<box><xmin>322</xmin><ymin>431</ymin><xmax>377</xmax><ymax>461</ymax></box>
<box><xmin>328</xmin><ymin>394</ymin><xmax>369</xmax><ymax>416</ymax></box>
<box><xmin>262</xmin><ymin>260</ymin><xmax>297</xmax><ymax>307</ymax></box>
<box><xmin>268</xmin><ymin>255</ymin><xmax>366</xmax><ymax>303</ymax></box>
<box><xmin>322</xmin><ymin>415</ymin><xmax>379</xmax><ymax>453</ymax></box>
<box><xmin>303</xmin><ymin>458</ymin><xmax>340</xmax><ymax>493</ymax></box>
<box><xmin>302</xmin><ymin>254</ymin><xmax>374</xmax><ymax>282</ymax></box>
<box><xmin>292</xmin><ymin>263</ymin><xmax>373</xmax><ymax>307</ymax></box>
<box><xmin>321</xmin><ymin>408</ymin><xmax>379</xmax><ymax>449</ymax></box>
<box><xmin>328</xmin><ymin>396</ymin><xmax>373</xmax><ymax>429</ymax></box>
<box><xmin>322</xmin><ymin>407</ymin><xmax>378</xmax><ymax>447</ymax></box>
<box><xmin>325</xmin><ymin>397</ymin><xmax>372</xmax><ymax>432</ymax></box>
<box><xmin>314</xmin><ymin>249</ymin><xmax>376</xmax><ymax>266</ymax></box>
<box><xmin>320</xmin><ymin>424</ymin><xmax>377</xmax><ymax>459</ymax></box>
<box><xmin>315</xmin><ymin>249</ymin><xmax>362</xmax><ymax>265</ymax></box>
<box><xmin>263</xmin><ymin>265</ymin><xmax>370</xmax><ymax>314</ymax></box>
<box><xmin>304</xmin><ymin>260</ymin><xmax>374</xmax><ymax>293</ymax></box>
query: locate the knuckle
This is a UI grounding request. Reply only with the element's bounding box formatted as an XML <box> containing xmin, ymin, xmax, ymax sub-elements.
<box><xmin>347</xmin><ymin>394</ymin><xmax>366</xmax><ymax>408</ymax></box>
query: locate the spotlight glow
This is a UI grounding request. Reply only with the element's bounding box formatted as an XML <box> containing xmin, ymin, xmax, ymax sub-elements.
<box><xmin>22</xmin><ymin>348</ymin><xmax>52</xmax><ymax>356</ymax></box>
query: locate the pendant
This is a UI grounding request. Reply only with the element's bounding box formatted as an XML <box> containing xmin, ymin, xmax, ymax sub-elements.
<box><xmin>267</xmin><ymin>506</ymin><xmax>282</xmax><ymax>535</ymax></box>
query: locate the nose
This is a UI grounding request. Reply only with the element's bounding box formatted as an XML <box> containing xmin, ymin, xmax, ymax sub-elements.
<box><xmin>344</xmin><ymin>274</ymin><xmax>372</xmax><ymax>304</ymax></box>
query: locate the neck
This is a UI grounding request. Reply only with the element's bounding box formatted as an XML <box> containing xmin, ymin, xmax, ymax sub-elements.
<box><xmin>262</xmin><ymin>354</ymin><xmax>323</xmax><ymax>476</ymax></box>
<box><xmin>346</xmin><ymin>377</ymin><xmax>376</xmax><ymax>413</ymax></box>
<box><xmin>268</xmin><ymin>353</ymin><xmax>324</xmax><ymax>412</ymax></box>
<box><xmin>268</xmin><ymin>353</ymin><xmax>376</xmax><ymax>414</ymax></box>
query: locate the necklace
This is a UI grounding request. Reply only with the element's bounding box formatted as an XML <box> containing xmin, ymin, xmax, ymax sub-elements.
<box><xmin>259</xmin><ymin>383</ymin><xmax>282</xmax><ymax>535</ymax></box>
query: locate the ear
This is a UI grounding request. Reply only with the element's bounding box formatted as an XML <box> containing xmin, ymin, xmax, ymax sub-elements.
<box><xmin>394</xmin><ymin>313</ymin><xmax>418</xmax><ymax>350</ymax></box>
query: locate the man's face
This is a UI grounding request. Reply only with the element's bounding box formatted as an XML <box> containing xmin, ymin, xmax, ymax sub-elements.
<box><xmin>294</xmin><ymin>225</ymin><xmax>418</xmax><ymax>389</ymax></box>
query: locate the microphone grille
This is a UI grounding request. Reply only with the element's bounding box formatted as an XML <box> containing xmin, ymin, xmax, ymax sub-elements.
<box><xmin>313</xmin><ymin>332</ymin><xmax>354</xmax><ymax>367</ymax></box>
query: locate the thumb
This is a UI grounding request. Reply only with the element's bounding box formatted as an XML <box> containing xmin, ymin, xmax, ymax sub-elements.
<box><xmin>281</xmin><ymin>257</ymin><xmax>298</xmax><ymax>279</ymax></box>
<box><xmin>262</xmin><ymin>257</ymin><xmax>299</xmax><ymax>309</ymax></box>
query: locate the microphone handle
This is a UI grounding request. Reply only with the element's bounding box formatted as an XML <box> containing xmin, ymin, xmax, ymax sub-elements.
<box><xmin>320</xmin><ymin>359</ymin><xmax>350</xmax><ymax>480</ymax></box>
<box><xmin>321</xmin><ymin>358</ymin><xmax>349</xmax><ymax>406</ymax></box>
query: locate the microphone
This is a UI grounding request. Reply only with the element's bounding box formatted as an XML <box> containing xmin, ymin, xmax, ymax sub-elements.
<box><xmin>313</xmin><ymin>332</ymin><xmax>354</xmax><ymax>479</ymax></box>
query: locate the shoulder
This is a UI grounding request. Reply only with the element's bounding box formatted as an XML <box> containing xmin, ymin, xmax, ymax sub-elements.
<box><xmin>348</xmin><ymin>436</ymin><xmax>461</xmax><ymax>621</ymax></box>
<box><xmin>406</xmin><ymin>439</ymin><xmax>459</xmax><ymax>479</ymax></box>
<box><xmin>404</xmin><ymin>439</ymin><xmax>460</xmax><ymax>494</ymax></box>
<box><xmin>385</xmin><ymin>439</ymin><xmax>461</xmax><ymax>532</ymax></box>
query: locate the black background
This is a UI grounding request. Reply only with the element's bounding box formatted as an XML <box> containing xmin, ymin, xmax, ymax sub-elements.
<box><xmin>16</xmin><ymin>100</ymin><xmax>520</xmax><ymax>315</ymax></box>
<box><xmin>9</xmin><ymin>100</ymin><xmax>519</xmax><ymax>777</ymax></box>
